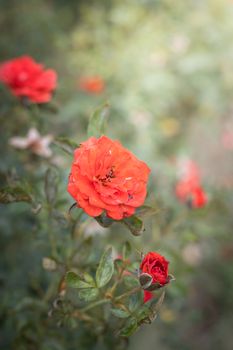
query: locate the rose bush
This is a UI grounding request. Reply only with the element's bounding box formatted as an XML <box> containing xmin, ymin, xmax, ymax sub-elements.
<box><xmin>67</xmin><ymin>135</ymin><xmax>150</xmax><ymax>220</ymax></box>
<box><xmin>0</xmin><ymin>55</ymin><xmax>57</xmax><ymax>103</ymax></box>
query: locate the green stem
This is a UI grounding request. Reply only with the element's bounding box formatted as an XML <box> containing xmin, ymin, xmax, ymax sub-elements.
<box><xmin>47</xmin><ymin>206</ymin><xmax>58</xmax><ymax>258</ymax></box>
<box><xmin>80</xmin><ymin>299</ymin><xmax>110</xmax><ymax>312</ymax></box>
<box><xmin>114</xmin><ymin>287</ymin><xmax>141</xmax><ymax>302</ymax></box>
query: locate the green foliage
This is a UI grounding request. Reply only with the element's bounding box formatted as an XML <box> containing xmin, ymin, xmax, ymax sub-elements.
<box><xmin>87</xmin><ymin>103</ymin><xmax>109</xmax><ymax>138</ymax></box>
<box><xmin>123</xmin><ymin>216</ymin><xmax>145</xmax><ymax>236</ymax></box>
<box><xmin>1</xmin><ymin>1</ymin><xmax>233</xmax><ymax>350</ymax></box>
<box><xmin>44</xmin><ymin>167</ymin><xmax>58</xmax><ymax>205</ymax></box>
<box><xmin>66</xmin><ymin>272</ymin><xmax>94</xmax><ymax>289</ymax></box>
<box><xmin>96</xmin><ymin>247</ymin><xmax>114</xmax><ymax>288</ymax></box>
<box><xmin>0</xmin><ymin>185</ymin><xmax>32</xmax><ymax>204</ymax></box>
<box><xmin>53</xmin><ymin>136</ymin><xmax>79</xmax><ymax>156</ymax></box>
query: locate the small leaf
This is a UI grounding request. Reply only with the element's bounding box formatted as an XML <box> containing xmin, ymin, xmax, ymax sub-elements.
<box><xmin>44</xmin><ymin>168</ymin><xmax>58</xmax><ymax>205</ymax></box>
<box><xmin>96</xmin><ymin>247</ymin><xmax>114</xmax><ymax>288</ymax></box>
<box><xmin>111</xmin><ymin>308</ymin><xmax>130</xmax><ymax>318</ymax></box>
<box><xmin>83</xmin><ymin>272</ymin><xmax>96</xmax><ymax>287</ymax></box>
<box><xmin>119</xmin><ymin>317</ymin><xmax>138</xmax><ymax>337</ymax></box>
<box><xmin>123</xmin><ymin>215</ymin><xmax>145</xmax><ymax>236</ymax></box>
<box><xmin>0</xmin><ymin>186</ymin><xmax>32</xmax><ymax>204</ymax></box>
<box><xmin>87</xmin><ymin>103</ymin><xmax>109</xmax><ymax>138</ymax></box>
<box><xmin>78</xmin><ymin>288</ymin><xmax>99</xmax><ymax>302</ymax></box>
<box><xmin>139</xmin><ymin>273</ymin><xmax>153</xmax><ymax>289</ymax></box>
<box><xmin>95</xmin><ymin>212</ymin><xmax>114</xmax><ymax>228</ymax></box>
<box><xmin>122</xmin><ymin>241</ymin><xmax>131</xmax><ymax>260</ymax></box>
<box><xmin>53</xmin><ymin>136</ymin><xmax>79</xmax><ymax>155</ymax></box>
<box><xmin>136</xmin><ymin>205</ymin><xmax>159</xmax><ymax>218</ymax></box>
<box><xmin>168</xmin><ymin>274</ymin><xmax>176</xmax><ymax>282</ymax></box>
<box><xmin>65</xmin><ymin>271</ymin><xmax>92</xmax><ymax>289</ymax></box>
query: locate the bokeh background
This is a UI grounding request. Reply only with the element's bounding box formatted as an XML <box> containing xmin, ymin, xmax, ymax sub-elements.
<box><xmin>1</xmin><ymin>0</ymin><xmax>233</xmax><ymax>349</ymax></box>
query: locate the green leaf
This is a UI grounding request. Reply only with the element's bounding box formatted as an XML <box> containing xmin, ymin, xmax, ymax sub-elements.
<box><xmin>136</xmin><ymin>205</ymin><xmax>159</xmax><ymax>218</ymax></box>
<box><xmin>136</xmin><ymin>290</ymin><xmax>166</xmax><ymax>325</ymax></box>
<box><xmin>135</xmin><ymin>305</ymin><xmax>150</xmax><ymax>323</ymax></box>
<box><xmin>53</xmin><ymin>136</ymin><xmax>79</xmax><ymax>155</ymax></box>
<box><xmin>168</xmin><ymin>274</ymin><xmax>176</xmax><ymax>282</ymax></box>
<box><xmin>123</xmin><ymin>215</ymin><xmax>145</xmax><ymax>236</ymax></box>
<box><xmin>123</xmin><ymin>275</ymin><xmax>140</xmax><ymax>288</ymax></box>
<box><xmin>83</xmin><ymin>272</ymin><xmax>96</xmax><ymax>287</ymax></box>
<box><xmin>87</xmin><ymin>102</ymin><xmax>109</xmax><ymax>137</ymax></box>
<box><xmin>78</xmin><ymin>288</ymin><xmax>99</xmax><ymax>302</ymax></box>
<box><xmin>129</xmin><ymin>291</ymin><xmax>143</xmax><ymax>312</ymax></box>
<box><xmin>95</xmin><ymin>212</ymin><xmax>114</xmax><ymax>228</ymax></box>
<box><xmin>119</xmin><ymin>317</ymin><xmax>138</xmax><ymax>337</ymax></box>
<box><xmin>122</xmin><ymin>241</ymin><xmax>131</xmax><ymax>260</ymax></box>
<box><xmin>65</xmin><ymin>271</ymin><xmax>92</xmax><ymax>289</ymax></box>
<box><xmin>44</xmin><ymin>168</ymin><xmax>58</xmax><ymax>205</ymax></box>
<box><xmin>96</xmin><ymin>247</ymin><xmax>114</xmax><ymax>288</ymax></box>
<box><xmin>0</xmin><ymin>186</ymin><xmax>32</xmax><ymax>204</ymax></box>
<box><xmin>111</xmin><ymin>308</ymin><xmax>130</xmax><ymax>318</ymax></box>
<box><xmin>14</xmin><ymin>297</ymin><xmax>47</xmax><ymax>312</ymax></box>
<box><xmin>139</xmin><ymin>273</ymin><xmax>153</xmax><ymax>289</ymax></box>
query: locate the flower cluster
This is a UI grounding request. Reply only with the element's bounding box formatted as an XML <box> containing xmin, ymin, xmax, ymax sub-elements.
<box><xmin>3</xmin><ymin>54</ymin><xmax>172</xmax><ymax>331</ymax></box>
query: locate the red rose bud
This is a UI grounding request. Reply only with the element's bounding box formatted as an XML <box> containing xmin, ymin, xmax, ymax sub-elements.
<box><xmin>139</xmin><ymin>252</ymin><xmax>170</xmax><ymax>291</ymax></box>
<box><xmin>0</xmin><ymin>55</ymin><xmax>57</xmax><ymax>103</ymax></box>
<box><xmin>67</xmin><ymin>136</ymin><xmax>150</xmax><ymax>220</ymax></box>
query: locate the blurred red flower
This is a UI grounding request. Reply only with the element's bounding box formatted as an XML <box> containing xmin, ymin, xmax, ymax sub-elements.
<box><xmin>79</xmin><ymin>76</ymin><xmax>105</xmax><ymax>94</ymax></box>
<box><xmin>140</xmin><ymin>251</ymin><xmax>169</xmax><ymax>289</ymax></box>
<box><xmin>175</xmin><ymin>158</ymin><xmax>207</xmax><ymax>208</ymax></box>
<box><xmin>67</xmin><ymin>135</ymin><xmax>150</xmax><ymax>220</ymax></box>
<box><xmin>0</xmin><ymin>55</ymin><xmax>57</xmax><ymax>103</ymax></box>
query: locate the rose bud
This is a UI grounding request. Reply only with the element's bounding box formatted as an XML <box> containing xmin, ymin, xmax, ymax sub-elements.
<box><xmin>139</xmin><ymin>252</ymin><xmax>171</xmax><ymax>291</ymax></box>
<box><xmin>67</xmin><ymin>136</ymin><xmax>150</xmax><ymax>220</ymax></box>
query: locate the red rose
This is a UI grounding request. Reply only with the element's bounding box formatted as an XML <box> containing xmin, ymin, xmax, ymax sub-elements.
<box><xmin>0</xmin><ymin>56</ymin><xmax>57</xmax><ymax>103</ymax></box>
<box><xmin>67</xmin><ymin>136</ymin><xmax>150</xmax><ymax>220</ymax></box>
<box><xmin>79</xmin><ymin>76</ymin><xmax>105</xmax><ymax>94</ymax></box>
<box><xmin>139</xmin><ymin>252</ymin><xmax>169</xmax><ymax>290</ymax></box>
<box><xmin>175</xmin><ymin>158</ymin><xmax>207</xmax><ymax>208</ymax></box>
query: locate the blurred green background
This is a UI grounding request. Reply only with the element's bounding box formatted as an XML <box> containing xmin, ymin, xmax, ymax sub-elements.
<box><xmin>0</xmin><ymin>0</ymin><xmax>233</xmax><ymax>349</ymax></box>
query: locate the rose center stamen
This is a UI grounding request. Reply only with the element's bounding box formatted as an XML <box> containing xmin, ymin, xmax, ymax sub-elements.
<box><xmin>97</xmin><ymin>166</ymin><xmax>115</xmax><ymax>183</ymax></box>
